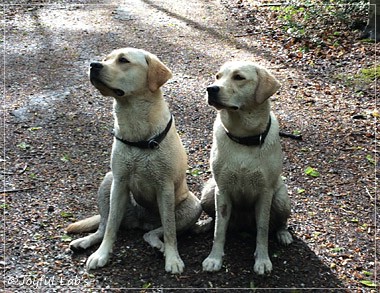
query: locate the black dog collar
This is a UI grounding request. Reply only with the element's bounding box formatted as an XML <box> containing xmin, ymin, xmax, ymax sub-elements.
<box><xmin>113</xmin><ymin>115</ymin><xmax>173</xmax><ymax>150</ymax></box>
<box><xmin>225</xmin><ymin>117</ymin><xmax>271</xmax><ymax>147</ymax></box>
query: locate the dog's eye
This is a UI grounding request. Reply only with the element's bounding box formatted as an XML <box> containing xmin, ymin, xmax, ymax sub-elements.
<box><xmin>233</xmin><ymin>74</ymin><xmax>245</xmax><ymax>81</ymax></box>
<box><xmin>215</xmin><ymin>74</ymin><xmax>221</xmax><ymax>80</ymax></box>
<box><xmin>119</xmin><ymin>57</ymin><xmax>130</xmax><ymax>63</ymax></box>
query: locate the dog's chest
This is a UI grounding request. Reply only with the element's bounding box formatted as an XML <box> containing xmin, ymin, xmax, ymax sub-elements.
<box><xmin>225</xmin><ymin>165</ymin><xmax>263</xmax><ymax>193</ymax></box>
<box><xmin>213</xmin><ymin>151</ymin><xmax>267</xmax><ymax>201</ymax></box>
<box><xmin>112</xmin><ymin>148</ymin><xmax>159</xmax><ymax>204</ymax></box>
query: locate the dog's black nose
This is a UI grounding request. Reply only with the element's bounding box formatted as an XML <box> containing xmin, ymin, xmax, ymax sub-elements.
<box><xmin>90</xmin><ymin>62</ymin><xmax>103</xmax><ymax>70</ymax></box>
<box><xmin>207</xmin><ymin>86</ymin><xmax>220</xmax><ymax>95</ymax></box>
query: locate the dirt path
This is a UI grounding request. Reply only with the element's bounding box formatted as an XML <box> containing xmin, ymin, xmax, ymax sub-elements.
<box><xmin>3</xmin><ymin>0</ymin><xmax>377</xmax><ymax>291</ymax></box>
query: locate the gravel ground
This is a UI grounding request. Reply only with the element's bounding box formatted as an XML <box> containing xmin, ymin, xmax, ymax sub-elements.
<box><xmin>2</xmin><ymin>0</ymin><xmax>378</xmax><ymax>292</ymax></box>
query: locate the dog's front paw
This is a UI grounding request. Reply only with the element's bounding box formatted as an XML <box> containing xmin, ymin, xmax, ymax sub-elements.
<box><xmin>276</xmin><ymin>229</ymin><xmax>293</xmax><ymax>246</ymax></box>
<box><xmin>86</xmin><ymin>249</ymin><xmax>110</xmax><ymax>270</ymax></box>
<box><xmin>165</xmin><ymin>255</ymin><xmax>184</xmax><ymax>274</ymax></box>
<box><xmin>254</xmin><ymin>257</ymin><xmax>272</xmax><ymax>275</ymax></box>
<box><xmin>202</xmin><ymin>256</ymin><xmax>223</xmax><ymax>272</ymax></box>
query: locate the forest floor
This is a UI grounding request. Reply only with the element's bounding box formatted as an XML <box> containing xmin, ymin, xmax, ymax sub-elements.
<box><xmin>2</xmin><ymin>0</ymin><xmax>378</xmax><ymax>291</ymax></box>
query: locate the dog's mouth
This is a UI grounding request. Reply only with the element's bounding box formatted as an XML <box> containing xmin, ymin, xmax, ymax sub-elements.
<box><xmin>208</xmin><ymin>98</ymin><xmax>239</xmax><ymax>111</ymax></box>
<box><xmin>90</xmin><ymin>76</ymin><xmax>125</xmax><ymax>97</ymax></box>
<box><xmin>113</xmin><ymin>88</ymin><xmax>125</xmax><ymax>97</ymax></box>
<box><xmin>207</xmin><ymin>86</ymin><xmax>239</xmax><ymax>111</ymax></box>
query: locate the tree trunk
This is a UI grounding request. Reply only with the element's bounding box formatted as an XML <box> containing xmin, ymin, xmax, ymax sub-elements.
<box><xmin>361</xmin><ymin>0</ymin><xmax>380</xmax><ymax>41</ymax></box>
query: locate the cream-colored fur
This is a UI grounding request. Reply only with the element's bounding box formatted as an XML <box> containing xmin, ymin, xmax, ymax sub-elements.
<box><xmin>201</xmin><ymin>61</ymin><xmax>293</xmax><ymax>275</ymax></box>
<box><xmin>67</xmin><ymin>48</ymin><xmax>202</xmax><ymax>274</ymax></box>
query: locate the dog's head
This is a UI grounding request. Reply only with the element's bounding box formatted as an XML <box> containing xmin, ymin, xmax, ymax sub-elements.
<box><xmin>206</xmin><ymin>61</ymin><xmax>281</xmax><ymax>111</ymax></box>
<box><xmin>89</xmin><ymin>48</ymin><xmax>172</xmax><ymax>98</ymax></box>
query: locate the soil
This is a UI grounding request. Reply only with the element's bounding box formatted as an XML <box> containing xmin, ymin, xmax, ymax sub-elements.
<box><xmin>2</xmin><ymin>0</ymin><xmax>378</xmax><ymax>292</ymax></box>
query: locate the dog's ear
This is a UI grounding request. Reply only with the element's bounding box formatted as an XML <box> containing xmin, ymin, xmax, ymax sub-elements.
<box><xmin>254</xmin><ymin>67</ymin><xmax>281</xmax><ymax>104</ymax></box>
<box><xmin>145</xmin><ymin>53</ymin><xmax>172</xmax><ymax>92</ymax></box>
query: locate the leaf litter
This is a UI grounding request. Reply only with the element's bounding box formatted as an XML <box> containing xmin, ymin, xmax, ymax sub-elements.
<box><xmin>2</xmin><ymin>0</ymin><xmax>378</xmax><ymax>291</ymax></box>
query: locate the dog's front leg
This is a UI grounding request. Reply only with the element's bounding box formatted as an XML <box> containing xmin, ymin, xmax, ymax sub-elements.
<box><xmin>254</xmin><ymin>190</ymin><xmax>273</xmax><ymax>275</ymax></box>
<box><xmin>157</xmin><ymin>184</ymin><xmax>184</xmax><ymax>274</ymax></box>
<box><xmin>202</xmin><ymin>187</ymin><xmax>231</xmax><ymax>272</ymax></box>
<box><xmin>86</xmin><ymin>177</ymin><xmax>129</xmax><ymax>270</ymax></box>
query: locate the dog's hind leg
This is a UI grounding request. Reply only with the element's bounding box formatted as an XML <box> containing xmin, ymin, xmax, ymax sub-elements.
<box><xmin>175</xmin><ymin>191</ymin><xmax>202</xmax><ymax>231</ymax></box>
<box><xmin>188</xmin><ymin>178</ymin><xmax>216</xmax><ymax>234</ymax></box>
<box><xmin>69</xmin><ymin>212</ymin><xmax>107</xmax><ymax>251</ymax></box>
<box><xmin>143</xmin><ymin>227</ymin><xmax>165</xmax><ymax>252</ymax></box>
<box><xmin>271</xmin><ymin>178</ymin><xmax>293</xmax><ymax>246</ymax></box>
<box><xmin>69</xmin><ymin>229</ymin><xmax>104</xmax><ymax>251</ymax></box>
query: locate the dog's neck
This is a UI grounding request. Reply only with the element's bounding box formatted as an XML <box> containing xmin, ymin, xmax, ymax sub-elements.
<box><xmin>219</xmin><ymin>100</ymin><xmax>271</xmax><ymax>137</ymax></box>
<box><xmin>112</xmin><ymin>91</ymin><xmax>171</xmax><ymax>142</ymax></box>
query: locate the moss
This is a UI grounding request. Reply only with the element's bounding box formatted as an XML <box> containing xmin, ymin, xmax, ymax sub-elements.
<box><xmin>356</xmin><ymin>65</ymin><xmax>380</xmax><ymax>82</ymax></box>
<box><xmin>360</xmin><ymin>38</ymin><xmax>375</xmax><ymax>43</ymax></box>
<box><xmin>334</xmin><ymin>66</ymin><xmax>377</xmax><ymax>90</ymax></box>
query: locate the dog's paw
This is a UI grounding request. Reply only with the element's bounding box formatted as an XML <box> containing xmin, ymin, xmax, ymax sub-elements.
<box><xmin>202</xmin><ymin>256</ymin><xmax>223</xmax><ymax>272</ymax></box>
<box><xmin>254</xmin><ymin>257</ymin><xmax>272</xmax><ymax>275</ymax></box>
<box><xmin>276</xmin><ymin>229</ymin><xmax>293</xmax><ymax>246</ymax></box>
<box><xmin>191</xmin><ymin>217</ymin><xmax>214</xmax><ymax>234</ymax></box>
<box><xmin>143</xmin><ymin>231</ymin><xmax>164</xmax><ymax>253</ymax></box>
<box><xmin>165</xmin><ymin>255</ymin><xmax>184</xmax><ymax>274</ymax></box>
<box><xmin>86</xmin><ymin>249</ymin><xmax>110</xmax><ymax>270</ymax></box>
<box><xmin>69</xmin><ymin>237</ymin><xmax>91</xmax><ymax>251</ymax></box>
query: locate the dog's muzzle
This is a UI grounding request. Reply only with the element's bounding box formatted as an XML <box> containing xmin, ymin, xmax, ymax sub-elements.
<box><xmin>89</xmin><ymin>62</ymin><xmax>125</xmax><ymax>97</ymax></box>
<box><xmin>206</xmin><ymin>85</ymin><xmax>238</xmax><ymax>110</ymax></box>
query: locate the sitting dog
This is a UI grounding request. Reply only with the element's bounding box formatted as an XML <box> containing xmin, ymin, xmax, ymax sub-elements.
<box><xmin>67</xmin><ymin>48</ymin><xmax>202</xmax><ymax>274</ymax></box>
<box><xmin>201</xmin><ymin>61</ymin><xmax>293</xmax><ymax>275</ymax></box>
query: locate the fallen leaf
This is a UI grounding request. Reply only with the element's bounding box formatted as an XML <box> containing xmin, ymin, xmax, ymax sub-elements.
<box><xmin>304</xmin><ymin>166</ymin><xmax>320</xmax><ymax>177</ymax></box>
<box><xmin>359</xmin><ymin>280</ymin><xmax>377</xmax><ymax>288</ymax></box>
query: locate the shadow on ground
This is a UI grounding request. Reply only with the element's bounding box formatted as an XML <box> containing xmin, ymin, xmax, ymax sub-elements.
<box><xmin>70</xmin><ymin>229</ymin><xmax>346</xmax><ymax>290</ymax></box>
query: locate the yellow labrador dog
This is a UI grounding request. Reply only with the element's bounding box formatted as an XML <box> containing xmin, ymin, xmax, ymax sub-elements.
<box><xmin>67</xmin><ymin>48</ymin><xmax>202</xmax><ymax>274</ymax></box>
<box><xmin>201</xmin><ymin>61</ymin><xmax>293</xmax><ymax>275</ymax></box>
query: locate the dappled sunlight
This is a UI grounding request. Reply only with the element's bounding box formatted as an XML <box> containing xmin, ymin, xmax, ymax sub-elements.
<box><xmin>38</xmin><ymin>5</ymin><xmax>111</xmax><ymax>32</ymax></box>
<box><xmin>3</xmin><ymin>0</ymin><xmax>376</xmax><ymax>291</ymax></box>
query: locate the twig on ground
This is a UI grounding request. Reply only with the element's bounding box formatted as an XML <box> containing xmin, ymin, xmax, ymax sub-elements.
<box><xmin>19</xmin><ymin>164</ymin><xmax>28</xmax><ymax>175</ymax></box>
<box><xmin>279</xmin><ymin>131</ymin><xmax>303</xmax><ymax>141</ymax></box>
<box><xmin>1</xmin><ymin>163</ymin><xmax>29</xmax><ymax>176</ymax></box>
<box><xmin>234</xmin><ymin>33</ymin><xmax>256</xmax><ymax>38</ymax></box>
<box><xmin>1</xmin><ymin>171</ymin><xmax>15</xmax><ymax>175</ymax></box>
<box><xmin>2</xmin><ymin>187</ymin><xmax>36</xmax><ymax>193</ymax></box>
<box><xmin>365</xmin><ymin>186</ymin><xmax>374</xmax><ymax>201</ymax></box>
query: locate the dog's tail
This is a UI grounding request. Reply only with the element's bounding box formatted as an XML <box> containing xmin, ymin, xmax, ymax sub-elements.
<box><xmin>66</xmin><ymin>215</ymin><xmax>101</xmax><ymax>233</ymax></box>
